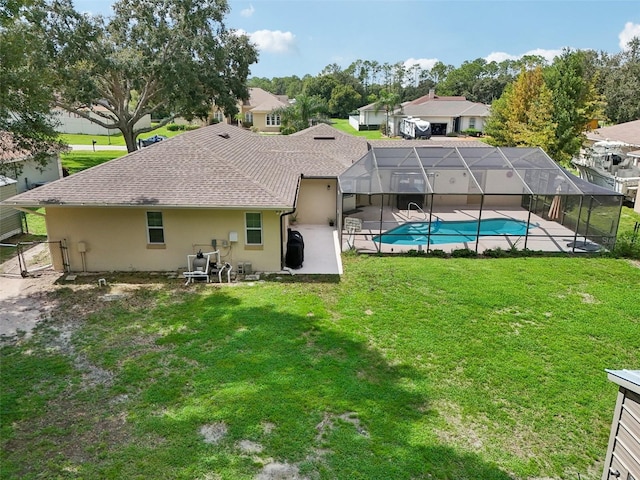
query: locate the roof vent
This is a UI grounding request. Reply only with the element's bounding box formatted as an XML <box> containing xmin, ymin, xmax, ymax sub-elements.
<box><xmin>218</xmin><ymin>133</ymin><xmax>230</xmax><ymax>139</ymax></box>
<box><xmin>313</xmin><ymin>136</ymin><xmax>335</xmax><ymax>140</ymax></box>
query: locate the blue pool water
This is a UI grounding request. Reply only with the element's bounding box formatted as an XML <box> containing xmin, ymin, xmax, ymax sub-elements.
<box><xmin>372</xmin><ymin>218</ymin><xmax>534</xmax><ymax>245</ymax></box>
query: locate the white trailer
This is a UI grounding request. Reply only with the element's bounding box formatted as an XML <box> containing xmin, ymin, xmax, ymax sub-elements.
<box><xmin>399</xmin><ymin>117</ymin><xmax>432</xmax><ymax>139</ymax></box>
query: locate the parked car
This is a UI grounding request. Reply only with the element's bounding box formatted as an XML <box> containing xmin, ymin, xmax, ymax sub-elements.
<box><xmin>139</xmin><ymin>135</ymin><xmax>167</xmax><ymax>147</ymax></box>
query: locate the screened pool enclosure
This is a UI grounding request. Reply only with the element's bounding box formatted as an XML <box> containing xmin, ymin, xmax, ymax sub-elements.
<box><xmin>338</xmin><ymin>146</ymin><xmax>623</xmax><ymax>254</ymax></box>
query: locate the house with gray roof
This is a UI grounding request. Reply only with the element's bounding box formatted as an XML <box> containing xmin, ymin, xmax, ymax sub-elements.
<box><xmin>389</xmin><ymin>90</ymin><xmax>490</xmax><ymax>137</ymax></box>
<box><xmin>3</xmin><ymin>123</ymin><xmax>368</xmax><ymax>274</ymax></box>
<box><xmin>349</xmin><ymin>89</ymin><xmax>490</xmax><ymax>137</ymax></box>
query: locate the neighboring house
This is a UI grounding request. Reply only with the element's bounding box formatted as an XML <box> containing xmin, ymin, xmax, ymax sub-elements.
<box><xmin>602</xmin><ymin>369</ymin><xmax>640</xmax><ymax>480</ymax></box>
<box><xmin>213</xmin><ymin>88</ymin><xmax>290</xmax><ymax>133</ymax></box>
<box><xmin>2</xmin><ymin>123</ymin><xmax>368</xmax><ymax>273</ymax></box>
<box><xmin>586</xmin><ymin>119</ymin><xmax>640</xmax><ymax>148</ymax></box>
<box><xmin>52</xmin><ymin>106</ymin><xmax>151</xmax><ymax>136</ymax></box>
<box><xmin>349</xmin><ymin>90</ymin><xmax>489</xmax><ymax>136</ymax></box>
<box><xmin>0</xmin><ymin>176</ymin><xmax>22</xmax><ymax>241</ymax></box>
<box><xmin>388</xmin><ymin>90</ymin><xmax>490</xmax><ymax>137</ymax></box>
<box><xmin>0</xmin><ymin>132</ymin><xmax>63</xmax><ymax>193</ymax></box>
<box><xmin>349</xmin><ymin>102</ymin><xmax>387</xmax><ymax>131</ymax></box>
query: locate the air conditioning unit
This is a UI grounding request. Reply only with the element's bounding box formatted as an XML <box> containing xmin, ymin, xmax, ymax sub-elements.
<box><xmin>237</xmin><ymin>262</ymin><xmax>252</xmax><ymax>275</ymax></box>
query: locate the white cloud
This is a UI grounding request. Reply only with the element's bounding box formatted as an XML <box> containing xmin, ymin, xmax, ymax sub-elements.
<box><xmin>484</xmin><ymin>48</ymin><xmax>564</xmax><ymax>65</ymax></box>
<box><xmin>619</xmin><ymin>21</ymin><xmax>640</xmax><ymax>49</ymax></box>
<box><xmin>247</xmin><ymin>29</ymin><xmax>296</xmax><ymax>54</ymax></box>
<box><xmin>485</xmin><ymin>52</ymin><xmax>519</xmax><ymax>63</ymax></box>
<box><xmin>240</xmin><ymin>4</ymin><xmax>255</xmax><ymax>17</ymax></box>
<box><xmin>403</xmin><ymin>58</ymin><xmax>439</xmax><ymax>71</ymax></box>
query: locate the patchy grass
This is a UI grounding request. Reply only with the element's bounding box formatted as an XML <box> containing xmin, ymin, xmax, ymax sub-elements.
<box><xmin>1</xmin><ymin>257</ymin><xmax>638</xmax><ymax>479</ymax></box>
<box><xmin>61</xmin><ymin>151</ymin><xmax>127</xmax><ymax>174</ymax></box>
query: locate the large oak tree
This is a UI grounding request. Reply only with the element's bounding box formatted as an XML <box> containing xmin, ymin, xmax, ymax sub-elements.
<box><xmin>42</xmin><ymin>0</ymin><xmax>258</xmax><ymax>152</ymax></box>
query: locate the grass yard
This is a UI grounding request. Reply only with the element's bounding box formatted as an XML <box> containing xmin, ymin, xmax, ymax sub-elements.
<box><xmin>59</xmin><ymin>124</ymin><xmax>191</xmax><ymax>146</ymax></box>
<box><xmin>330</xmin><ymin>118</ymin><xmax>387</xmax><ymax>140</ymax></box>
<box><xmin>61</xmin><ymin>150</ymin><xmax>127</xmax><ymax>174</ymax></box>
<box><xmin>1</xmin><ymin>256</ymin><xmax>638</xmax><ymax>479</ymax></box>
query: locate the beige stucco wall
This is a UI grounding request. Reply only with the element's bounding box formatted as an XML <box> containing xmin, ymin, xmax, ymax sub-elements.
<box><xmin>250</xmin><ymin>112</ymin><xmax>281</xmax><ymax>133</ymax></box>
<box><xmin>295</xmin><ymin>178</ymin><xmax>337</xmax><ymax>225</ymax></box>
<box><xmin>44</xmin><ymin>206</ymin><xmax>285</xmax><ymax>273</ymax></box>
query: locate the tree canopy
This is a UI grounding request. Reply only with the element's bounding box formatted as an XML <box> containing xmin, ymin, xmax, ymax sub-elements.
<box><xmin>0</xmin><ymin>0</ymin><xmax>66</xmax><ymax>172</ymax></box>
<box><xmin>38</xmin><ymin>0</ymin><xmax>258</xmax><ymax>152</ymax></box>
<box><xmin>484</xmin><ymin>67</ymin><xmax>556</xmax><ymax>154</ymax></box>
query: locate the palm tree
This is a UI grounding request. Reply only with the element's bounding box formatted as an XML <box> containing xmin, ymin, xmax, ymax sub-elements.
<box><xmin>274</xmin><ymin>94</ymin><xmax>328</xmax><ymax>134</ymax></box>
<box><xmin>373</xmin><ymin>89</ymin><xmax>402</xmax><ymax>137</ymax></box>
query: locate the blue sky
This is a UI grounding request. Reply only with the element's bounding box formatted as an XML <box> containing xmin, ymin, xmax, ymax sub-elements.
<box><xmin>74</xmin><ymin>0</ymin><xmax>640</xmax><ymax>79</ymax></box>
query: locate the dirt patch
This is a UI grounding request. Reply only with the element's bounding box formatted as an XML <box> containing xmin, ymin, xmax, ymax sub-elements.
<box><xmin>255</xmin><ymin>462</ymin><xmax>305</xmax><ymax>480</ymax></box>
<box><xmin>0</xmin><ymin>271</ymin><xmax>62</xmax><ymax>340</ymax></box>
<box><xmin>200</xmin><ymin>422</ymin><xmax>228</xmax><ymax>444</ymax></box>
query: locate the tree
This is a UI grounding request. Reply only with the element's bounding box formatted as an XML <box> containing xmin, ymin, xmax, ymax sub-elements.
<box><xmin>544</xmin><ymin>49</ymin><xmax>603</xmax><ymax>164</ymax></box>
<box><xmin>485</xmin><ymin>67</ymin><xmax>556</xmax><ymax>154</ymax></box>
<box><xmin>274</xmin><ymin>94</ymin><xmax>328</xmax><ymax>135</ymax></box>
<box><xmin>0</xmin><ymin>0</ymin><xmax>66</xmax><ymax>173</ymax></box>
<box><xmin>599</xmin><ymin>37</ymin><xmax>640</xmax><ymax>124</ymax></box>
<box><xmin>40</xmin><ymin>0</ymin><xmax>258</xmax><ymax>152</ymax></box>
<box><xmin>373</xmin><ymin>89</ymin><xmax>402</xmax><ymax>137</ymax></box>
<box><xmin>328</xmin><ymin>84</ymin><xmax>362</xmax><ymax>118</ymax></box>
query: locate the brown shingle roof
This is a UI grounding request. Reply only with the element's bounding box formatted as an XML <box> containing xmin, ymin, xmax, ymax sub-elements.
<box><xmin>586</xmin><ymin>119</ymin><xmax>640</xmax><ymax>147</ymax></box>
<box><xmin>4</xmin><ymin>123</ymin><xmax>369</xmax><ymax>209</ymax></box>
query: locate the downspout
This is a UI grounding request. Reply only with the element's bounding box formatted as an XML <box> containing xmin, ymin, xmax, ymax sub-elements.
<box><xmin>279</xmin><ymin>175</ymin><xmax>302</xmax><ymax>269</ymax></box>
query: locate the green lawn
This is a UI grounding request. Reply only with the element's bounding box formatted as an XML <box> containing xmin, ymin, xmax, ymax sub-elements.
<box><xmin>61</xmin><ymin>150</ymin><xmax>127</xmax><ymax>174</ymax></box>
<box><xmin>330</xmin><ymin>118</ymin><xmax>387</xmax><ymax>139</ymax></box>
<box><xmin>2</xmin><ymin>256</ymin><xmax>638</xmax><ymax>479</ymax></box>
<box><xmin>59</xmin><ymin>124</ymin><xmax>192</xmax><ymax>146</ymax></box>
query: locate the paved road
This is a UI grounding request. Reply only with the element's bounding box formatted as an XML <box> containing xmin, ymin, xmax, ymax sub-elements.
<box><xmin>69</xmin><ymin>144</ymin><xmax>128</xmax><ymax>151</ymax></box>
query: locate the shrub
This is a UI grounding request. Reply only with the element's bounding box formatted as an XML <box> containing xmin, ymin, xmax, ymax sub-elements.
<box><xmin>462</xmin><ymin>128</ymin><xmax>482</xmax><ymax>137</ymax></box>
<box><xmin>445</xmin><ymin>132</ymin><xmax>459</xmax><ymax>137</ymax></box>
<box><xmin>184</xmin><ymin>125</ymin><xmax>201</xmax><ymax>131</ymax></box>
<box><xmin>427</xmin><ymin>249</ymin><xmax>448</xmax><ymax>258</ymax></box>
<box><xmin>450</xmin><ymin>248</ymin><xmax>477</xmax><ymax>258</ymax></box>
<box><xmin>167</xmin><ymin>123</ymin><xmax>185</xmax><ymax>131</ymax></box>
<box><xmin>609</xmin><ymin>235</ymin><xmax>640</xmax><ymax>259</ymax></box>
<box><xmin>483</xmin><ymin>247</ymin><xmax>507</xmax><ymax>258</ymax></box>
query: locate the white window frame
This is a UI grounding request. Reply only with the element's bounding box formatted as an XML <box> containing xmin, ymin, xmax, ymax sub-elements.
<box><xmin>146</xmin><ymin>211</ymin><xmax>165</xmax><ymax>244</ymax></box>
<box><xmin>266</xmin><ymin>113</ymin><xmax>281</xmax><ymax>126</ymax></box>
<box><xmin>245</xmin><ymin>212</ymin><xmax>263</xmax><ymax>245</ymax></box>
<box><xmin>214</xmin><ymin>110</ymin><xmax>225</xmax><ymax>122</ymax></box>
<box><xmin>468</xmin><ymin>117</ymin><xmax>476</xmax><ymax>129</ymax></box>
<box><xmin>245</xmin><ymin>112</ymin><xmax>253</xmax><ymax>123</ymax></box>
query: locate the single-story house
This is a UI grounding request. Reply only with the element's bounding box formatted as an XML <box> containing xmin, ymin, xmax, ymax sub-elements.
<box><xmin>0</xmin><ymin>176</ymin><xmax>22</xmax><ymax>241</ymax></box>
<box><xmin>0</xmin><ymin>132</ymin><xmax>63</xmax><ymax>193</ymax></box>
<box><xmin>213</xmin><ymin>88</ymin><xmax>290</xmax><ymax>133</ymax></box>
<box><xmin>348</xmin><ymin>102</ymin><xmax>387</xmax><ymax>131</ymax></box>
<box><xmin>2</xmin><ymin>123</ymin><xmax>368</xmax><ymax>273</ymax></box>
<box><xmin>602</xmin><ymin>370</ymin><xmax>640</xmax><ymax>480</ymax></box>
<box><xmin>52</xmin><ymin>106</ymin><xmax>152</xmax><ymax>136</ymax></box>
<box><xmin>2</xmin><ymin>123</ymin><xmax>624</xmax><ymax>274</ymax></box>
<box><xmin>349</xmin><ymin>90</ymin><xmax>490</xmax><ymax>136</ymax></box>
<box><xmin>389</xmin><ymin>90</ymin><xmax>490</xmax><ymax>137</ymax></box>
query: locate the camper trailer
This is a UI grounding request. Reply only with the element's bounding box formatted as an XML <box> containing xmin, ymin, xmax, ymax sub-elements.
<box><xmin>399</xmin><ymin>117</ymin><xmax>432</xmax><ymax>140</ymax></box>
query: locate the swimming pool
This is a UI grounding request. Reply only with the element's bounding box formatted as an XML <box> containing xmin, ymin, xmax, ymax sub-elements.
<box><xmin>372</xmin><ymin>218</ymin><xmax>535</xmax><ymax>245</ymax></box>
